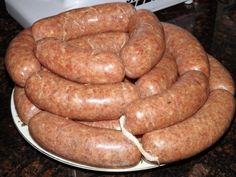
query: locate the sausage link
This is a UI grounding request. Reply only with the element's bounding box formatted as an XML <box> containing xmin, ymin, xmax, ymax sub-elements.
<box><xmin>124</xmin><ymin>70</ymin><xmax>209</xmax><ymax>135</ymax></box>
<box><xmin>36</xmin><ymin>38</ymin><xmax>125</xmax><ymax>84</ymax></box>
<box><xmin>32</xmin><ymin>3</ymin><xmax>135</xmax><ymax>41</ymax></box>
<box><xmin>29</xmin><ymin>111</ymin><xmax>141</xmax><ymax>168</ymax></box>
<box><xmin>162</xmin><ymin>22</ymin><xmax>209</xmax><ymax>77</ymax></box>
<box><xmin>136</xmin><ymin>52</ymin><xmax>178</xmax><ymax>98</ymax></box>
<box><xmin>142</xmin><ymin>89</ymin><xmax>235</xmax><ymax>164</ymax></box>
<box><xmin>68</xmin><ymin>32</ymin><xmax>129</xmax><ymax>54</ymax></box>
<box><xmin>80</xmin><ymin>119</ymin><xmax>120</xmax><ymax>130</ymax></box>
<box><xmin>208</xmin><ymin>54</ymin><xmax>235</xmax><ymax>95</ymax></box>
<box><xmin>14</xmin><ymin>87</ymin><xmax>41</xmax><ymax>124</ymax></box>
<box><xmin>5</xmin><ymin>28</ymin><xmax>41</xmax><ymax>87</ymax></box>
<box><xmin>25</xmin><ymin>70</ymin><xmax>140</xmax><ymax>121</ymax></box>
<box><xmin>121</xmin><ymin>10</ymin><xmax>165</xmax><ymax>78</ymax></box>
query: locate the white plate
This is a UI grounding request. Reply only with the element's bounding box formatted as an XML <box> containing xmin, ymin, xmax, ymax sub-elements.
<box><xmin>10</xmin><ymin>89</ymin><xmax>161</xmax><ymax>172</ymax></box>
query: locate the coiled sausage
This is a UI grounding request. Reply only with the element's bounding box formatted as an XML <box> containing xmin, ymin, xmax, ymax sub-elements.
<box><xmin>14</xmin><ymin>87</ymin><xmax>41</xmax><ymax>124</ymax></box>
<box><xmin>29</xmin><ymin>111</ymin><xmax>141</xmax><ymax>168</ymax></box>
<box><xmin>25</xmin><ymin>70</ymin><xmax>140</xmax><ymax>121</ymax></box>
<box><xmin>36</xmin><ymin>38</ymin><xmax>125</xmax><ymax>84</ymax></box>
<box><xmin>121</xmin><ymin>10</ymin><xmax>165</xmax><ymax>78</ymax></box>
<box><xmin>32</xmin><ymin>3</ymin><xmax>135</xmax><ymax>41</ymax></box>
<box><xmin>141</xmin><ymin>54</ymin><xmax>235</xmax><ymax>163</ymax></box>
<box><xmin>208</xmin><ymin>54</ymin><xmax>235</xmax><ymax>95</ymax></box>
<box><xmin>68</xmin><ymin>32</ymin><xmax>129</xmax><ymax>54</ymax></box>
<box><xmin>142</xmin><ymin>89</ymin><xmax>235</xmax><ymax>164</ymax></box>
<box><xmin>124</xmin><ymin>71</ymin><xmax>209</xmax><ymax>135</ymax></box>
<box><xmin>162</xmin><ymin>22</ymin><xmax>209</xmax><ymax>77</ymax></box>
<box><xmin>5</xmin><ymin>28</ymin><xmax>41</xmax><ymax>87</ymax></box>
<box><xmin>136</xmin><ymin>52</ymin><xmax>178</xmax><ymax>98</ymax></box>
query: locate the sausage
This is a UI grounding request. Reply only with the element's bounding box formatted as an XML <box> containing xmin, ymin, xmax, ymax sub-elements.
<box><xmin>135</xmin><ymin>52</ymin><xmax>178</xmax><ymax>98</ymax></box>
<box><xmin>162</xmin><ymin>22</ymin><xmax>209</xmax><ymax>77</ymax></box>
<box><xmin>28</xmin><ymin>111</ymin><xmax>141</xmax><ymax>168</ymax></box>
<box><xmin>208</xmin><ymin>54</ymin><xmax>235</xmax><ymax>95</ymax></box>
<box><xmin>68</xmin><ymin>32</ymin><xmax>129</xmax><ymax>54</ymax></box>
<box><xmin>36</xmin><ymin>38</ymin><xmax>125</xmax><ymax>84</ymax></box>
<box><xmin>141</xmin><ymin>56</ymin><xmax>235</xmax><ymax>164</ymax></box>
<box><xmin>25</xmin><ymin>70</ymin><xmax>140</xmax><ymax>121</ymax></box>
<box><xmin>142</xmin><ymin>89</ymin><xmax>235</xmax><ymax>164</ymax></box>
<box><xmin>122</xmin><ymin>23</ymin><xmax>209</xmax><ymax>135</ymax></box>
<box><xmin>14</xmin><ymin>87</ymin><xmax>41</xmax><ymax>124</ymax></box>
<box><xmin>121</xmin><ymin>10</ymin><xmax>165</xmax><ymax>78</ymax></box>
<box><xmin>80</xmin><ymin>119</ymin><xmax>120</xmax><ymax>130</ymax></box>
<box><xmin>32</xmin><ymin>3</ymin><xmax>135</xmax><ymax>41</ymax></box>
<box><xmin>124</xmin><ymin>70</ymin><xmax>209</xmax><ymax>135</ymax></box>
<box><xmin>5</xmin><ymin>28</ymin><xmax>41</xmax><ymax>87</ymax></box>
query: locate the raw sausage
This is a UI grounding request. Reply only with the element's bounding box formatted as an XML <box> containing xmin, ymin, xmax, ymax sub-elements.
<box><xmin>36</xmin><ymin>38</ymin><xmax>125</xmax><ymax>84</ymax></box>
<box><xmin>162</xmin><ymin>22</ymin><xmax>209</xmax><ymax>77</ymax></box>
<box><xmin>32</xmin><ymin>3</ymin><xmax>135</xmax><ymax>41</ymax></box>
<box><xmin>208</xmin><ymin>54</ymin><xmax>235</xmax><ymax>95</ymax></box>
<box><xmin>136</xmin><ymin>52</ymin><xmax>178</xmax><ymax>98</ymax></box>
<box><xmin>25</xmin><ymin>70</ymin><xmax>140</xmax><ymax>121</ymax></box>
<box><xmin>68</xmin><ymin>32</ymin><xmax>129</xmax><ymax>54</ymax></box>
<box><xmin>142</xmin><ymin>89</ymin><xmax>235</xmax><ymax>163</ymax></box>
<box><xmin>124</xmin><ymin>71</ymin><xmax>209</xmax><ymax>135</ymax></box>
<box><xmin>121</xmin><ymin>10</ymin><xmax>165</xmax><ymax>78</ymax></box>
<box><xmin>141</xmin><ymin>56</ymin><xmax>235</xmax><ymax>163</ymax></box>
<box><xmin>14</xmin><ymin>87</ymin><xmax>41</xmax><ymax>124</ymax></box>
<box><xmin>29</xmin><ymin>111</ymin><xmax>141</xmax><ymax>168</ymax></box>
<box><xmin>5</xmin><ymin>28</ymin><xmax>41</xmax><ymax>87</ymax></box>
<box><xmin>122</xmin><ymin>23</ymin><xmax>210</xmax><ymax>135</ymax></box>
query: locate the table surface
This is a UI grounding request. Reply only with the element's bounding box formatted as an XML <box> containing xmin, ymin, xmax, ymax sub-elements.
<box><xmin>0</xmin><ymin>0</ymin><xmax>236</xmax><ymax>176</ymax></box>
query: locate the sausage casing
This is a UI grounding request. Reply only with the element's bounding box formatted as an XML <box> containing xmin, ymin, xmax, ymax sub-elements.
<box><xmin>68</xmin><ymin>32</ymin><xmax>129</xmax><ymax>54</ymax></box>
<box><xmin>29</xmin><ymin>111</ymin><xmax>141</xmax><ymax>168</ymax></box>
<box><xmin>208</xmin><ymin>54</ymin><xmax>235</xmax><ymax>95</ymax></box>
<box><xmin>142</xmin><ymin>90</ymin><xmax>235</xmax><ymax>163</ymax></box>
<box><xmin>5</xmin><ymin>28</ymin><xmax>41</xmax><ymax>87</ymax></box>
<box><xmin>25</xmin><ymin>70</ymin><xmax>140</xmax><ymax>121</ymax></box>
<box><xmin>36</xmin><ymin>38</ymin><xmax>125</xmax><ymax>84</ymax></box>
<box><xmin>124</xmin><ymin>71</ymin><xmax>209</xmax><ymax>135</ymax></box>
<box><xmin>162</xmin><ymin>22</ymin><xmax>209</xmax><ymax>77</ymax></box>
<box><xmin>136</xmin><ymin>52</ymin><xmax>178</xmax><ymax>98</ymax></box>
<box><xmin>121</xmin><ymin>10</ymin><xmax>165</xmax><ymax>78</ymax></box>
<box><xmin>14</xmin><ymin>87</ymin><xmax>41</xmax><ymax>124</ymax></box>
<box><xmin>32</xmin><ymin>3</ymin><xmax>135</xmax><ymax>41</ymax></box>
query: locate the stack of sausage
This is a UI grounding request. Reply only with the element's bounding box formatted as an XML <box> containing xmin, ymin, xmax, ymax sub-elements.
<box><xmin>5</xmin><ymin>3</ymin><xmax>235</xmax><ymax>168</ymax></box>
